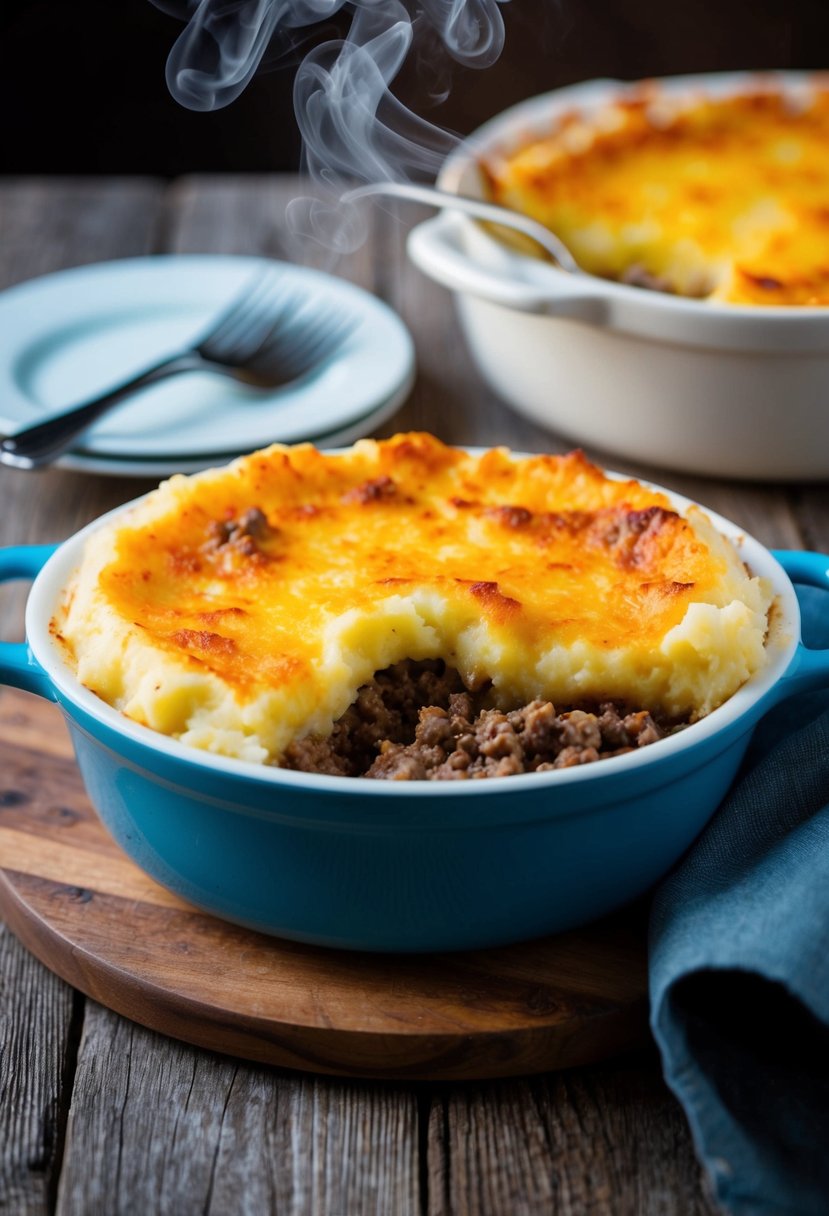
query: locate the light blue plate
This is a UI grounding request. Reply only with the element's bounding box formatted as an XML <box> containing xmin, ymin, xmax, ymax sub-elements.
<box><xmin>0</xmin><ymin>255</ymin><xmax>415</xmax><ymax>471</ymax></box>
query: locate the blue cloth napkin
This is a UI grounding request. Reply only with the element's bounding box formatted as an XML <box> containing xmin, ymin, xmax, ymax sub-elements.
<box><xmin>650</xmin><ymin>584</ymin><xmax>829</xmax><ymax>1216</ymax></box>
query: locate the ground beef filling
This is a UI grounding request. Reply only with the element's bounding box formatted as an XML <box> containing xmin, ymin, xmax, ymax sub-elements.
<box><xmin>282</xmin><ymin>660</ymin><xmax>681</xmax><ymax>781</ymax></box>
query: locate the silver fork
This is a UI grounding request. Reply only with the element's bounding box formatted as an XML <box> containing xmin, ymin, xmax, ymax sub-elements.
<box><xmin>0</xmin><ymin>272</ymin><xmax>357</xmax><ymax>470</ymax></box>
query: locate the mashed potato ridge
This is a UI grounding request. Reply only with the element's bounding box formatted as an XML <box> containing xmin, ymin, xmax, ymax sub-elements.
<box><xmin>56</xmin><ymin>434</ymin><xmax>772</xmax><ymax>765</ymax></box>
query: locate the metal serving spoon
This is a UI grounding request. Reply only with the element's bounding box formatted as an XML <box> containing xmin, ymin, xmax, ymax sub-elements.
<box><xmin>343</xmin><ymin>181</ymin><xmax>582</xmax><ymax>275</ymax></box>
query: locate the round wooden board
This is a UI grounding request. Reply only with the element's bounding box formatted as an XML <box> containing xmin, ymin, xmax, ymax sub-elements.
<box><xmin>0</xmin><ymin>688</ymin><xmax>650</xmax><ymax>1080</ymax></box>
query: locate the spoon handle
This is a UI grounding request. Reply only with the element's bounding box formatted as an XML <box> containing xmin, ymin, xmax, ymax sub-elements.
<box><xmin>343</xmin><ymin>181</ymin><xmax>581</xmax><ymax>275</ymax></box>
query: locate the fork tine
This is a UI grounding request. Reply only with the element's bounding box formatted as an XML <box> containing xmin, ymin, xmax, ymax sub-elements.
<box><xmin>197</xmin><ymin>271</ymin><xmax>285</xmax><ymax>363</ymax></box>
<box><xmin>234</xmin><ymin>292</ymin><xmax>320</xmax><ymax>368</ymax></box>
<box><xmin>208</xmin><ymin>282</ymin><xmax>331</xmax><ymax>370</ymax></box>
<box><xmin>197</xmin><ymin>271</ymin><xmax>359</xmax><ymax>386</ymax></box>
<box><xmin>283</xmin><ymin>316</ymin><xmax>355</xmax><ymax>370</ymax></box>
<box><xmin>254</xmin><ymin>314</ymin><xmax>358</xmax><ymax>383</ymax></box>
<box><xmin>193</xmin><ymin>272</ymin><xmax>269</xmax><ymax>354</ymax></box>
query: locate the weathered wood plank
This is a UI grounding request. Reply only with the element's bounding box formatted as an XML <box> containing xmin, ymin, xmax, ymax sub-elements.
<box><xmin>0</xmin><ymin>178</ymin><xmax>164</xmax><ymax>292</ymax></box>
<box><xmin>789</xmin><ymin>485</ymin><xmax>829</xmax><ymax>554</ymax></box>
<box><xmin>56</xmin><ymin>1003</ymin><xmax>420</xmax><ymax>1216</ymax></box>
<box><xmin>0</xmin><ymin>923</ymin><xmax>77</xmax><ymax>1216</ymax></box>
<box><xmin>427</xmin><ymin>1053</ymin><xmax>719</xmax><ymax>1216</ymax></box>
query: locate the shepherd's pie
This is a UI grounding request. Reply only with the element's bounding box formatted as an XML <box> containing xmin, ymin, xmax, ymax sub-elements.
<box><xmin>484</xmin><ymin>84</ymin><xmax>829</xmax><ymax>305</ymax></box>
<box><xmin>55</xmin><ymin>434</ymin><xmax>772</xmax><ymax>769</ymax></box>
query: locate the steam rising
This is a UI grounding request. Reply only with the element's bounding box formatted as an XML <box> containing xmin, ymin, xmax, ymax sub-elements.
<box><xmin>155</xmin><ymin>0</ymin><xmax>507</xmax><ymax>196</ymax></box>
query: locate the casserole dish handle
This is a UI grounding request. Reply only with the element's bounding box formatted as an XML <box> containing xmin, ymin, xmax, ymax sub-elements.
<box><xmin>407</xmin><ymin>213</ymin><xmax>607</xmax><ymax>321</ymax></box>
<box><xmin>0</xmin><ymin>545</ymin><xmax>58</xmax><ymax>700</ymax></box>
<box><xmin>772</xmin><ymin>549</ymin><xmax>829</xmax><ymax>697</ymax></box>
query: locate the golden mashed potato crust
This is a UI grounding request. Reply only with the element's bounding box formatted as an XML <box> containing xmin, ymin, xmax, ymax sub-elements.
<box><xmin>57</xmin><ymin>434</ymin><xmax>772</xmax><ymax>764</ymax></box>
<box><xmin>485</xmin><ymin>84</ymin><xmax>829</xmax><ymax>305</ymax></box>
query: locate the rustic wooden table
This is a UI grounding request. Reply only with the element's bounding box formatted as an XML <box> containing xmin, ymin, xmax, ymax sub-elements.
<box><xmin>0</xmin><ymin>175</ymin><xmax>819</xmax><ymax>1216</ymax></box>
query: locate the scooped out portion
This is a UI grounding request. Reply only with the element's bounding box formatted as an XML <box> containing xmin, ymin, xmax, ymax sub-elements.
<box><xmin>55</xmin><ymin>433</ymin><xmax>772</xmax><ymax>772</ymax></box>
<box><xmin>282</xmin><ymin>658</ymin><xmax>678</xmax><ymax>781</ymax></box>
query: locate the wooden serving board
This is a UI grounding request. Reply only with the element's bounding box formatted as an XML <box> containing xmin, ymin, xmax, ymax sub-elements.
<box><xmin>0</xmin><ymin>688</ymin><xmax>649</xmax><ymax>1080</ymax></box>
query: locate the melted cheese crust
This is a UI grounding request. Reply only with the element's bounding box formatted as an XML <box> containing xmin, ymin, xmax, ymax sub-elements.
<box><xmin>58</xmin><ymin>435</ymin><xmax>771</xmax><ymax>764</ymax></box>
<box><xmin>485</xmin><ymin>85</ymin><xmax>829</xmax><ymax>304</ymax></box>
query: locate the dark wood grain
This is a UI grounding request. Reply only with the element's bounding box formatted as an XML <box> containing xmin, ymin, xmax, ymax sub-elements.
<box><xmin>0</xmin><ymin>179</ymin><xmax>164</xmax><ymax>292</ymax></box>
<box><xmin>52</xmin><ymin>1001</ymin><xmax>420</xmax><ymax>1216</ymax></box>
<box><xmin>426</xmin><ymin>1057</ymin><xmax>719</xmax><ymax>1216</ymax></box>
<box><xmin>790</xmin><ymin>486</ymin><xmax>829</xmax><ymax>555</ymax></box>
<box><xmin>0</xmin><ymin>923</ymin><xmax>77</xmax><ymax>1216</ymax></box>
<box><xmin>55</xmin><ymin>1004</ymin><xmax>421</xmax><ymax>1216</ymax></box>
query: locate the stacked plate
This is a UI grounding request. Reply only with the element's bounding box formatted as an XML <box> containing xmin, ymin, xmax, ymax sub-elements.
<box><xmin>0</xmin><ymin>256</ymin><xmax>415</xmax><ymax>477</ymax></box>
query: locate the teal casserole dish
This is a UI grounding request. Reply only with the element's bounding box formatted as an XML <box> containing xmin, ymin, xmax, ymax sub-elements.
<box><xmin>1</xmin><ymin>486</ymin><xmax>828</xmax><ymax>953</ymax></box>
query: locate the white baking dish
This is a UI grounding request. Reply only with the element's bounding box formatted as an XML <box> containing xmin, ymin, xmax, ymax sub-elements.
<box><xmin>407</xmin><ymin>72</ymin><xmax>829</xmax><ymax>480</ymax></box>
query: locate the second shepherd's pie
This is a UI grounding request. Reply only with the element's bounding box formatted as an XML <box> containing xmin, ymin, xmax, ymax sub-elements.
<box><xmin>56</xmin><ymin>434</ymin><xmax>772</xmax><ymax>776</ymax></box>
<box><xmin>484</xmin><ymin>84</ymin><xmax>829</xmax><ymax>305</ymax></box>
